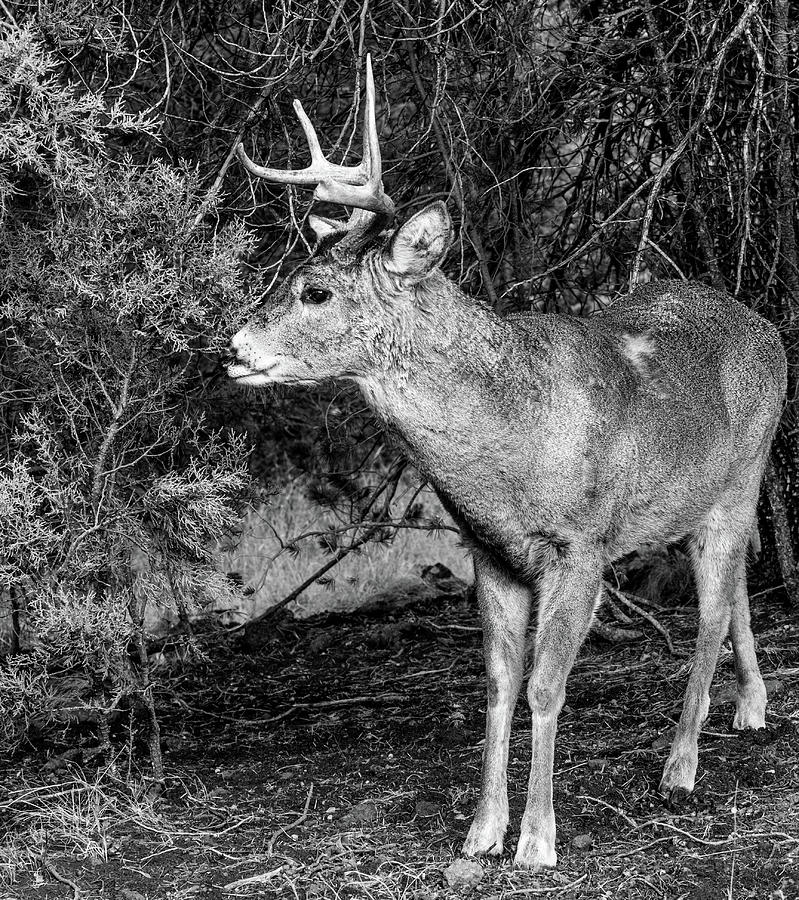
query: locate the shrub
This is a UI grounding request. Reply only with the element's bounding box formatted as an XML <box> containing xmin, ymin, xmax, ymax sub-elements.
<box><xmin>0</xmin><ymin>25</ymin><xmax>252</xmax><ymax>770</ymax></box>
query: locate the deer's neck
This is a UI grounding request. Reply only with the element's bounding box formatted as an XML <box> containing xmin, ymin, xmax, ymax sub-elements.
<box><xmin>354</xmin><ymin>278</ymin><xmax>544</xmax><ymax>488</ymax></box>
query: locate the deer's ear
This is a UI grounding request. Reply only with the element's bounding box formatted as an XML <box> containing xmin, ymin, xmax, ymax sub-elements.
<box><xmin>383</xmin><ymin>202</ymin><xmax>452</xmax><ymax>281</ymax></box>
<box><xmin>308</xmin><ymin>214</ymin><xmax>347</xmax><ymax>243</ymax></box>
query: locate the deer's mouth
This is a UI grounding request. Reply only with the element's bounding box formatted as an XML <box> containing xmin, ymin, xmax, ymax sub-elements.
<box><xmin>227</xmin><ymin>358</ymin><xmax>318</xmax><ymax>387</ymax></box>
<box><xmin>226</xmin><ymin>358</ymin><xmax>282</xmax><ymax>386</ymax></box>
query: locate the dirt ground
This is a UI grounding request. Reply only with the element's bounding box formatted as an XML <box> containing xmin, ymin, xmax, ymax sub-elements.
<box><xmin>2</xmin><ymin>579</ymin><xmax>798</xmax><ymax>899</ymax></box>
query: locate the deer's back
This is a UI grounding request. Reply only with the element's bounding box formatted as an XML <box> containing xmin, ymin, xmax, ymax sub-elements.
<box><xmin>592</xmin><ymin>280</ymin><xmax>785</xmax><ymax>381</ymax></box>
<box><xmin>587</xmin><ymin>280</ymin><xmax>786</xmax><ymax>436</ymax></box>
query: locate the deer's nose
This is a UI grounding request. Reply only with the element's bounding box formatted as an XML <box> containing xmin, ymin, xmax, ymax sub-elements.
<box><xmin>229</xmin><ymin>329</ymin><xmax>249</xmax><ymax>352</ymax></box>
<box><xmin>225</xmin><ymin>329</ymin><xmax>256</xmax><ymax>371</ymax></box>
<box><xmin>224</xmin><ymin>331</ymin><xmax>251</xmax><ymax>366</ymax></box>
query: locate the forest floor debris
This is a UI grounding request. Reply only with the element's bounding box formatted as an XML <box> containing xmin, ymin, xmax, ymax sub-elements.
<box><xmin>1</xmin><ymin>583</ymin><xmax>798</xmax><ymax>898</ymax></box>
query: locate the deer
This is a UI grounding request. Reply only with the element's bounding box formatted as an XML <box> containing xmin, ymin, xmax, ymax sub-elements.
<box><xmin>227</xmin><ymin>56</ymin><xmax>787</xmax><ymax>869</ymax></box>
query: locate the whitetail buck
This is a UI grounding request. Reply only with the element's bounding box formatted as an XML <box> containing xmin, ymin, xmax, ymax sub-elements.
<box><xmin>228</xmin><ymin>57</ymin><xmax>786</xmax><ymax>869</ymax></box>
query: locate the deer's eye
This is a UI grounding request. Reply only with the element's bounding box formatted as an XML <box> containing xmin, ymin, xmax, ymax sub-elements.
<box><xmin>302</xmin><ymin>286</ymin><xmax>332</xmax><ymax>305</ymax></box>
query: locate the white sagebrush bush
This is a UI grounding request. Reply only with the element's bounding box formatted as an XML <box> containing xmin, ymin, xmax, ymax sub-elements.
<box><xmin>0</xmin><ymin>25</ymin><xmax>254</xmax><ymax>759</ymax></box>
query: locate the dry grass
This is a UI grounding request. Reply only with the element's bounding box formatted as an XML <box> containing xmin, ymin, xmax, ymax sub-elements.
<box><xmin>215</xmin><ymin>478</ymin><xmax>472</xmax><ymax>621</ymax></box>
<box><xmin>0</xmin><ymin>765</ymin><xmax>161</xmax><ymax>885</ymax></box>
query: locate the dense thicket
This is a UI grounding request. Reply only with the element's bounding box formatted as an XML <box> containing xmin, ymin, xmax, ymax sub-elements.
<box><xmin>1</xmin><ymin>0</ymin><xmax>797</xmax><ymax>762</ymax></box>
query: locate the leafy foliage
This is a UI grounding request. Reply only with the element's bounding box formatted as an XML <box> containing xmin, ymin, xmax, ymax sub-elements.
<box><xmin>0</xmin><ymin>24</ymin><xmax>252</xmax><ymax>757</ymax></box>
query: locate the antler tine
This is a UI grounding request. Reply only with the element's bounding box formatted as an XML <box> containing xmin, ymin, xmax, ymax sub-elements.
<box><xmin>236</xmin><ymin>99</ymin><xmax>368</xmax><ymax>186</ymax></box>
<box><xmin>362</xmin><ymin>53</ymin><xmax>381</xmax><ymax>185</ymax></box>
<box><xmin>237</xmin><ymin>53</ymin><xmax>395</xmax><ymax>241</ymax></box>
<box><xmin>314</xmin><ymin>55</ymin><xmax>395</xmax><ymax>222</ymax></box>
<box><xmin>292</xmin><ymin>100</ymin><xmax>336</xmax><ymax>174</ymax></box>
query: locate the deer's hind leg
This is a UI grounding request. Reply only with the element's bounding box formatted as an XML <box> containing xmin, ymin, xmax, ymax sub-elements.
<box><xmin>660</xmin><ymin>493</ymin><xmax>756</xmax><ymax>800</ymax></box>
<box><xmin>730</xmin><ymin>561</ymin><xmax>767</xmax><ymax>730</ymax></box>
<box><xmin>463</xmin><ymin>552</ymin><xmax>532</xmax><ymax>858</ymax></box>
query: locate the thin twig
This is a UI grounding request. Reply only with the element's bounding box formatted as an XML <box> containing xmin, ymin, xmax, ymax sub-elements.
<box><xmin>504</xmin><ymin>873</ymin><xmax>588</xmax><ymax>895</ymax></box>
<box><xmin>256</xmin><ymin>693</ymin><xmax>406</xmax><ymax>725</ymax></box>
<box><xmin>579</xmin><ymin>793</ymin><xmax>639</xmax><ymax>830</ymax></box>
<box><xmin>267</xmin><ymin>783</ymin><xmax>314</xmax><ymax>857</ymax></box>
<box><xmin>223</xmin><ymin>866</ymin><xmax>284</xmax><ymax>890</ymax></box>
<box><xmin>41</xmin><ymin>856</ymin><xmax>83</xmax><ymax>900</ymax></box>
<box><xmin>603</xmin><ymin>583</ymin><xmax>680</xmax><ymax>655</ymax></box>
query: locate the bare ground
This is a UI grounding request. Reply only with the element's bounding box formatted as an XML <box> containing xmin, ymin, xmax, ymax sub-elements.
<box><xmin>2</xmin><ymin>582</ymin><xmax>798</xmax><ymax>899</ymax></box>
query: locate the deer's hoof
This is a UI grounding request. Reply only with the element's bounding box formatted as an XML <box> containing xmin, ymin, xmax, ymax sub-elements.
<box><xmin>659</xmin><ymin>752</ymin><xmax>697</xmax><ymax>804</ymax></box>
<box><xmin>733</xmin><ymin>685</ymin><xmax>767</xmax><ymax>731</ymax></box>
<box><xmin>733</xmin><ymin>706</ymin><xmax>766</xmax><ymax>731</ymax></box>
<box><xmin>513</xmin><ymin>832</ymin><xmax>557</xmax><ymax>870</ymax></box>
<box><xmin>462</xmin><ymin>817</ymin><xmax>506</xmax><ymax>857</ymax></box>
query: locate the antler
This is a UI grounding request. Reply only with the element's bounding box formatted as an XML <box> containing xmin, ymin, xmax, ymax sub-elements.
<box><xmin>237</xmin><ymin>54</ymin><xmax>395</xmax><ymax>250</ymax></box>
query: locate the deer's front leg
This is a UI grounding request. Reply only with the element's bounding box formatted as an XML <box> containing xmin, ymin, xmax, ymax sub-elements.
<box><xmin>514</xmin><ymin>560</ymin><xmax>602</xmax><ymax>869</ymax></box>
<box><xmin>462</xmin><ymin>553</ymin><xmax>531</xmax><ymax>858</ymax></box>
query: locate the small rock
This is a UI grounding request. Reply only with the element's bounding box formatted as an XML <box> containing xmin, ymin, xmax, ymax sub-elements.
<box><xmin>120</xmin><ymin>890</ymin><xmax>146</xmax><ymax>900</ymax></box>
<box><xmin>366</xmin><ymin>623</ymin><xmax>408</xmax><ymax>648</ymax></box>
<box><xmin>421</xmin><ymin>562</ymin><xmax>468</xmax><ymax>597</ymax></box>
<box><xmin>340</xmin><ymin>800</ymin><xmax>378</xmax><ymax>826</ymax></box>
<box><xmin>444</xmin><ymin>858</ymin><xmax>484</xmax><ymax>891</ymax></box>
<box><xmin>415</xmin><ymin>800</ymin><xmax>440</xmax><ymax>818</ymax></box>
<box><xmin>309</xmin><ymin>633</ymin><xmax>335</xmax><ymax>653</ymax></box>
<box><xmin>572</xmin><ymin>832</ymin><xmax>593</xmax><ymax>851</ymax></box>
